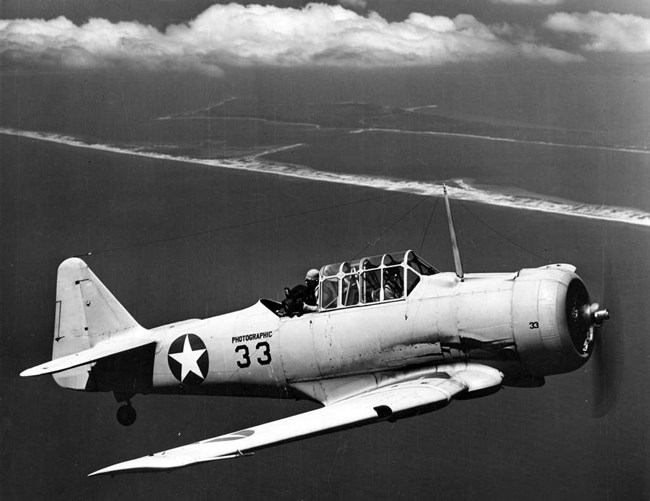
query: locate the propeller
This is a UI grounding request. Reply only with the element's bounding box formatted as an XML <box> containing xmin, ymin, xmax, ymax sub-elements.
<box><xmin>590</xmin><ymin>251</ymin><xmax>621</xmax><ymax>418</ymax></box>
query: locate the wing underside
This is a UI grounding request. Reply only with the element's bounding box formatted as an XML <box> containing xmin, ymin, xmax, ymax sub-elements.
<box><xmin>90</xmin><ymin>363</ymin><xmax>502</xmax><ymax>476</ymax></box>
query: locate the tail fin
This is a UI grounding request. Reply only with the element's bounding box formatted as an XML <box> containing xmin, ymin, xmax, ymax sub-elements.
<box><xmin>27</xmin><ymin>258</ymin><xmax>145</xmax><ymax>389</ymax></box>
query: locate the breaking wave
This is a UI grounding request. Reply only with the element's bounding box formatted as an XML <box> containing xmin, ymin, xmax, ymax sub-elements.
<box><xmin>2</xmin><ymin>127</ymin><xmax>649</xmax><ymax>228</ymax></box>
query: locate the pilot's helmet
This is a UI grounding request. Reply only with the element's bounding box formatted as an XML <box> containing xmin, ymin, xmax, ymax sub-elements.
<box><xmin>384</xmin><ymin>268</ymin><xmax>399</xmax><ymax>281</ymax></box>
<box><xmin>305</xmin><ymin>269</ymin><xmax>319</xmax><ymax>281</ymax></box>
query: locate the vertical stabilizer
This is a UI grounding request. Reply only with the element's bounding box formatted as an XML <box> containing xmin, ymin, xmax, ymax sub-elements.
<box><xmin>51</xmin><ymin>258</ymin><xmax>140</xmax><ymax>389</ymax></box>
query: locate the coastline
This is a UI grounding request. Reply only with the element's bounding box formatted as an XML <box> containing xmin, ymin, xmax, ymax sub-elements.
<box><xmin>2</xmin><ymin>128</ymin><xmax>649</xmax><ymax>228</ymax></box>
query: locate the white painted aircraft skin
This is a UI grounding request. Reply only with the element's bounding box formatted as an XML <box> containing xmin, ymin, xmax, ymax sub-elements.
<box><xmin>21</xmin><ymin>253</ymin><xmax>605</xmax><ymax>476</ymax></box>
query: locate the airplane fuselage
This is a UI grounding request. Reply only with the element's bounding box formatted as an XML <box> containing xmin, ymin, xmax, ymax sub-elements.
<box><xmin>124</xmin><ymin>264</ymin><xmax>590</xmax><ymax>403</ymax></box>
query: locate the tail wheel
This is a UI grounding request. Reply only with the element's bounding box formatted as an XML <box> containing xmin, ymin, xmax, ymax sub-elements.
<box><xmin>116</xmin><ymin>403</ymin><xmax>137</xmax><ymax>426</ymax></box>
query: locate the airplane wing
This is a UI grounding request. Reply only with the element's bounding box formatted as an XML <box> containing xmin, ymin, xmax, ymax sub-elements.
<box><xmin>89</xmin><ymin>363</ymin><xmax>502</xmax><ymax>476</ymax></box>
<box><xmin>20</xmin><ymin>334</ymin><xmax>153</xmax><ymax>377</ymax></box>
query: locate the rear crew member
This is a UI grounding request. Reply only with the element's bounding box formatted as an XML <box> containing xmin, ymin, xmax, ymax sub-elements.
<box><xmin>302</xmin><ymin>268</ymin><xmax>320</xmax><ymax>313</ymax></box>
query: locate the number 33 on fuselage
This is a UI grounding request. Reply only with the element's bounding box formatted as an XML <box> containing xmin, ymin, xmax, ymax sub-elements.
<box><xmin>20</xmin><ymin>247</ymin><xmax>609</xmax><ymax>476</ymax></box>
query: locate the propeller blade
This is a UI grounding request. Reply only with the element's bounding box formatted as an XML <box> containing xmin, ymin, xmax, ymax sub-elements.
<box><xmin>591</xmin><ymin>251</ymin><xmax>621</xmax><ymax>418</ymax></box>
<box><xmin>591</xmin><ymin>325</ymin><xmax>612</xmax><ymax>418</ymax></box>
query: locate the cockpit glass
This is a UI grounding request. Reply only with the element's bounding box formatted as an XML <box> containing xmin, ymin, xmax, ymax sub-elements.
<box><xmin>321</xmin><ymin>263</ymin><xmax>340</xmax><ymax>278</ymax></box>
<box><xmin>407</xmin><ymin>251</ymin><xmax>437</xmax><ymax>276</ymax></box>
<box><xmin>382</xmin><ymin>253</ymin><xmax>401</xmax><ymax>266</ymax></box>
<box><xmin>320</xmin><ymin>277</ymin><xmax>338</xmax><ymax>309</ymax></box>
<box><xmin>318</xmin><ymin>250</ymin><xmax>436</xmax><ymax>311</ymax></box>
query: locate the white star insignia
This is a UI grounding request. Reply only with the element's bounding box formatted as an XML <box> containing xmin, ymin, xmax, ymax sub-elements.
<box><xmin>169</xmin><ymin>335</ymin><xmax>207</xmax><ymax>382</ymax></box>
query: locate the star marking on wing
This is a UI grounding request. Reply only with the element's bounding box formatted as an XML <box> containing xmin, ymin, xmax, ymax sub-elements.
<box><xmin>169</xmin><ymin>335</ymin><xmax>207</xmax><ymax>382</ymax></box>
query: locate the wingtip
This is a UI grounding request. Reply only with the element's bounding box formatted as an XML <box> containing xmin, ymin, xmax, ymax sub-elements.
<box><xmin>88</xmin><ymin>465</ymin><xmax>142</xmax><ymax>477</ymax></box>
<box><xmin>87</xmin><ymin>468</ymin><xmax>108</xmax><ymax>478</ymax></box>
<box><xmin>88</xmin><ymin>455</ymin><xmax>191</xmax><ymax>477</ymax></box>
<box><xmin>88</xmin><ymin>460</ymin><xmax>152</xmax><ymax>477</ymax></box>
<box><xmin>88</xmin><ymin>449</ymin><xmax>232</xmax><ymax>477</ymax></box>
<box><xmin>88</xmin><ymin>468</ymin><xmax>132</xmax><ymax>477</ymax></box>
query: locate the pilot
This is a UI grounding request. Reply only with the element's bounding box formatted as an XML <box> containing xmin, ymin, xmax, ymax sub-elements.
<box><xmin>302</xmin><ymin>268</ymin><xmax>320</xmax><ymax>313</ymax></box>
<box><xmin>383</xmin><ymin>268</ymin><xmax>403</xmax><ymax>300</ymax></box>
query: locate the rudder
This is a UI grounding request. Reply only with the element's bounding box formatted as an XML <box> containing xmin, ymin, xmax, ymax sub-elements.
<box><xmin>52</xmin><ymin>258</ymin><xmax>140</xmax><ymax>389</ymax></box>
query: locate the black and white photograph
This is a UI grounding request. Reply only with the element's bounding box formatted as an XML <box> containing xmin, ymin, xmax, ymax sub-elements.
<box><xmin>1</xmin><ymin>1</ymin><xmax>648</xmax><ymax>499</ymax></box>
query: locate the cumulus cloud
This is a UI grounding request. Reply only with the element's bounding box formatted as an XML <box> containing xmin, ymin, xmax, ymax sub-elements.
<box><xmin>491</xmin><ymin>0</ymin><xmax>563</xmax><ymax>5</ymax></box>
<box><xmin>545</xmin><ymin>11</ymin><xmax>650</xmax><ymax>52</ymax></box>
<box><xmin>0</xmin><ymin>16</ymin><xmax>225</xmax><ymax>76</ymax></box>
<box><xmin>0</xmin><ymin>3</ymin><xmax>582</xmax><ymax>75</ymax></box>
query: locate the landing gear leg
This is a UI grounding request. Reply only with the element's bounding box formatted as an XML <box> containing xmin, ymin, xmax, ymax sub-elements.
<box><xmin>116</xmin><ymin>402</ymin><xmax>137</xmax><ymax>426</ymax></box>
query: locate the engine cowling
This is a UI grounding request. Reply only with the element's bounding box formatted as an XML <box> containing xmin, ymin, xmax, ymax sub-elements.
<box><xmin>511</xmin><ymin>264</ymin><xmax>602</xmax><ymax>377</ymax></box>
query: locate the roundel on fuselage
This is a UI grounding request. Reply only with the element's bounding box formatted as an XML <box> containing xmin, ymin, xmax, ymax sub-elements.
<box><xmin>167</xmin><ymin>333</ymin><xmax>209</xmax><ymax>385</ymax></box>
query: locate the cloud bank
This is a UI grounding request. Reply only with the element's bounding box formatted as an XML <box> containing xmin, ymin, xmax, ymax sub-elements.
<box><xmin>0</xmin><ymin>3</ymin><xmax>582</xmax><ymax>75</ymax></box>
<box><xmin>545</xmin><ymin>11</ymin><xmax>650</xmax><ymax>53</ymax></box>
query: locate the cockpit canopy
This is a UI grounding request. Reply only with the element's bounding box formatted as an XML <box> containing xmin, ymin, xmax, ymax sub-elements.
<box><xmin>318</xmin><ymin>250</ymin><xmax>437</xmax><ymax>310</ymax></box>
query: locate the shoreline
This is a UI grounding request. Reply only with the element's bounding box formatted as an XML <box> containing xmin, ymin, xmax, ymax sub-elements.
<box><xmin>2</xmin><ymin>127</ymin><xmax>649</xmax><ymax>229</ymax></box>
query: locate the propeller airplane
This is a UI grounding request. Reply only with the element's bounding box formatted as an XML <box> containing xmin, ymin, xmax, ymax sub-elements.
<box><xmin>20</xmin><ymin>187</ymin><xmax>610</xmax><ymax>476</ymax></box>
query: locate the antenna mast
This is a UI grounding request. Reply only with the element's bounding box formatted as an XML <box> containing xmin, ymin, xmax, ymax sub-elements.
<box><xmin>443</xmin><ymin>184</ymin><xmax>464</xmax><ymax>281</ymax></box>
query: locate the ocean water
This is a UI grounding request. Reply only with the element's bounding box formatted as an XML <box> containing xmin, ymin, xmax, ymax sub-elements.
<box><xmin>1</xmin><ymin>68</ymin><xmax>648</xmax><ymax>500</ymax></box>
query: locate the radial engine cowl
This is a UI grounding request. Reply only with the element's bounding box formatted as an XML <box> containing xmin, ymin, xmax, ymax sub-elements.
<box><xmin>511</xmin><ymin>264</ymin><xmax>601</xmax><ymax>377</ymax></box>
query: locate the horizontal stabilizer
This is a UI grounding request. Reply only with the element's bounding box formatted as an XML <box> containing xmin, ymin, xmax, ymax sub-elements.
<box><xmin>20</xmin><ymin>334</ymin><xmax>154</xmax><ymax>378</ymax></box>
<box><xmin>89</xmin><ymin>363</ymin><xmax>502</xmax><ymax>476</ymax></box>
